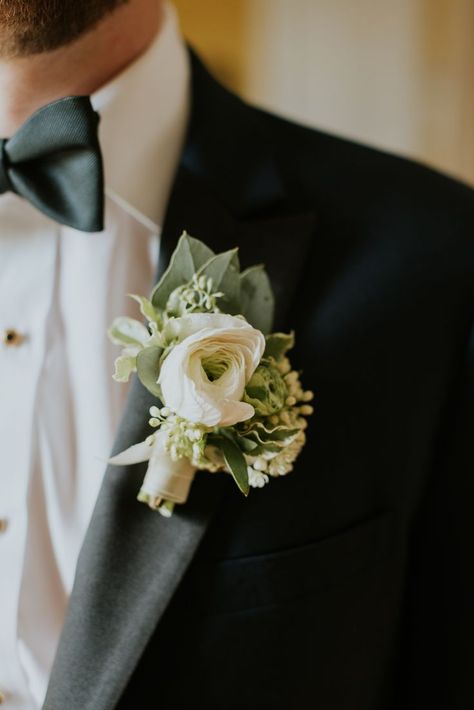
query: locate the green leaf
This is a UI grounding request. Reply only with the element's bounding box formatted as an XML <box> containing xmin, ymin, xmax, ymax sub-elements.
<box><xmin>151</xmin><ymin>232</ymin><xmax>215</xmax><ymax>309</ymax></box>
<box><xmin>264</xmin><ymin>332</ymin><xmax>295</xmax><ymax>360</ymax></box>
<box><xmin>235</xmin><ymin>421</ymin><xmax>300</xmax><ymax>456</ymax></box>
<box><xmin>240</xmin><ymin>265</ymin><xmax>274</xmax><ymax>334</ymax></box>
<box><xmin>197</xmin><ymin>248</ymin><xmax>241</xmax><ymax>313</ymax></box>
<box><xmin>112</xmin><ymin>354</ymin><xmax>137</xmax><ymax>383</ymax></box>
<box><xmin>230</xmin><ymin>249</ymin><xmax>240</xmax><ymax>272</ymax></box>
<box><xmin>129</xmin><ymin>294</ymin><xmax>159</xmax><ymax>323</ymax></box>
<box><xmin>136</xmin><ymin>345</ymin><xmax>164</xmax><ymax>398</ymax></box>
<box><xmin>206</xmin><ymin>433</ymin><xmax>223</xmax><ymax>449</ymax></box>
<box><xmin>238</xmin><ymin>437</ymin><xmax>259</xmax><ymax>453</ymax></box>
<box><xmin>218</xmin><ymin>436</ymin><xmax>249</xmax><ymax>496</ymax></box>
<box><xmin>241</xmin><ymin>423</ymin><xmax>300</xmax><ymax>444</ymax></box>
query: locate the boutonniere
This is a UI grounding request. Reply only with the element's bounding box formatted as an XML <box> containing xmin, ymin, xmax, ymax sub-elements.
<box><xmin>107</xmin><ymin>232</ymin><xmax>314</xmax><ymax>517</ymax></box>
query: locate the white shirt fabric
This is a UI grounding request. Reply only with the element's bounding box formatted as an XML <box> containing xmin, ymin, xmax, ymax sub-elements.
<box><xmin>0</xmin><ymin>4</ymin><xmax>190</xmax><ymax>708</ymax></box>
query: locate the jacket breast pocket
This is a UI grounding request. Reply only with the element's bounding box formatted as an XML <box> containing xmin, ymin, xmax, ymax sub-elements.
<box><xmin>184</xmin><ymin>510</ymin><xmax>397</xmax><ymax>615</ymax></box>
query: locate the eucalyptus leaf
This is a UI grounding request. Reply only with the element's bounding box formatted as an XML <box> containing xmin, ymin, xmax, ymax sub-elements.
<box><xmin>264</xmin><ymin>332</ymin><xmax>295</xmax><ymax>360</ymax></box>
<box><xmin>151</xmin><ymin>232</ymin><xmax>215</xmax><ymax>310</ymax></box>
<box><xmin>218</xmin><ymin>435</ymin><xmax>249</xmax><ymax>496</ymax></box>
<box><xmin>197</xmin><ymin>248</ymin><xmax>241</xmax><ymax>314</ymax></box>
<box><xmin>230</xmin><ymin>249</ymin><xmax>240</xmax><ymax>272</ymax></box>
<box><xmin>136</xmin><ymin>345</ymin><xmax>164</xmax><ymax>398</ymax></box>
<box><xmin>240</xmin><ymin>265</ymin><xmax>274</xmax><ymax>334</ymax></box>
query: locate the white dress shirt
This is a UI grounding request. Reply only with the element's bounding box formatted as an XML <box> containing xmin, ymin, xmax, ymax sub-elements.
<box><xmin>0</xmin><ymin>4</ymin><xmax>190</xmax><ymax>707</ymax></box>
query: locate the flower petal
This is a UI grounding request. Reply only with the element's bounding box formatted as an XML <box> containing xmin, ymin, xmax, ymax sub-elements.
<box><xmin>158</xmin><ymin>313</ymin><xmax>265</xmax><ymax>427</ymax></box>
<box><xmin>108</xmin><ymin>317</ymin><xmax>151</xmax><ymax>347</ymax></box>
<box><xmin>218</xmin><ymin>400</ymin><xmax>255</xmax><ymax>427</ymax></box>
<box><xmin>108</xmin><ymin>438</ymin><xmax>154</xmax><ymax>465</ymax></box>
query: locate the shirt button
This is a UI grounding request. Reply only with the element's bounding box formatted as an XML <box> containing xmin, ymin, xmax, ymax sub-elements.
<box><xmin>0</xmin><ymin>519</ymin><xmax>8</xmax><ymax>533</ymax></box>
<box><xmin>2</xmin><ymin>328</ymin><xmax>25</xmax><ymax>347</ymax></box>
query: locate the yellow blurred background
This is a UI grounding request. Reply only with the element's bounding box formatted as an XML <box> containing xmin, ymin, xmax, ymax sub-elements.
<box><xmin>174</xmin><ymin>0</ymin><xmax>474</xmax><ymax>186</ymax></box>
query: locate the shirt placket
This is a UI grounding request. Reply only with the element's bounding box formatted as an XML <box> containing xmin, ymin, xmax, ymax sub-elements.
<box><xmin>0</xmin><ymin>195</ymin><xmax>58</xmax><ymax>709</ymax></box>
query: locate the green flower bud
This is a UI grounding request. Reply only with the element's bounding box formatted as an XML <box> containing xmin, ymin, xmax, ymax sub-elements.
<box><xmin>243</xmin><ymin>362</ymin><xmax>288</xmax><ymax>416</ymax></box>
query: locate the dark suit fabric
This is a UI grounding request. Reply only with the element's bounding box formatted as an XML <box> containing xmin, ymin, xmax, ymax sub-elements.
<box><xmin>45</xmin><ymin>48</ymin><xmax>474</xmax><ymax>710</ymax></box>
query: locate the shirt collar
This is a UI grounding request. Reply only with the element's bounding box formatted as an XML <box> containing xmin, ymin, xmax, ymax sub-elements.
<box><xmin>90</xmin><ymin>2</ymin><xmax>190</xmax><ymax>231</ymax></box>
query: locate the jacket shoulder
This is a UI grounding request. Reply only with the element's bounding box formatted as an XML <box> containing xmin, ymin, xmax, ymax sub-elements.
<box><xmin>245</xmin><ymin>101</ymin><xmax>474</xmax><ymax>268</ymax></box>
<box><xmin>249</xmin><ymin>102</ymin><xmax>474</xmax><ymax>217</ymax></box>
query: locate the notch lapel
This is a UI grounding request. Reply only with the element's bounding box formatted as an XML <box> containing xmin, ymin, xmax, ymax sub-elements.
<box><xmin>43</xmin><ymin>49</ymin><xmax>317</xmax><ymax>710</ymax></box>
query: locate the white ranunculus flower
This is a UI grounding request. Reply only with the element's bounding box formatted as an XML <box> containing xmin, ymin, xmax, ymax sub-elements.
<box><xmin>159</xmin><ymin>313</ymin><xmax>266</xmax><ymax>427</ymax></box>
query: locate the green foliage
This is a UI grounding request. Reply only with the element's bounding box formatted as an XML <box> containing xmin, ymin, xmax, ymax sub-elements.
<box><xmin>264</xmin><ymin>332</ymin><xmax>295</xmax><ymax>360</ymax></box>
<box><xmin>243</xmin><ymin>362</ymin><xmax>287</xmax><ymax>415</ymax></box>
<box><xmin>210</xmin><ymin>434</ymin><xmax>249</xmax><ymax>496</ymax></box>
<box><xmin>236</xmin><ymin>421</ymin><xmax>300</xmax><ymax>457</ymax></box>
<box><xmin>129</xmin><ymin>294</ymin><xmax>160</xmax><ymax>324</ymax></box>
<box><xmin>240</xmin><ymin>265</ymin><xmax>274</xmax><ymax>334</ymax></box>
<box><xmin>112</xmin><ymin>353</ymin><xmax>137</xmax><ymax>383</ymax></box>
<box><xmin>150</xmin><ymin>232</ymin><xmax>275</xmax><ymax>333</ymax></box>
<box><xmin>151</xmin><ymin>232</ymin><xmax>215</xmax><ymax>309</ymax></box>
<box><xmin>196</xmin><ymin>248</ymin><xmax>240</xmax><ymax>314</ymax></box>
<box><xmin>136</xmin><ymin>346</ymin><xmax>164</xmax><ymax>398</ymax></box>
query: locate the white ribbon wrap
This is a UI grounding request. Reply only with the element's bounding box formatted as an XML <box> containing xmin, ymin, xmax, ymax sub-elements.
<box><xmin>108</xmin><ymin>429</ymin><xmax>197</xmax><ymax>504</ymax></box>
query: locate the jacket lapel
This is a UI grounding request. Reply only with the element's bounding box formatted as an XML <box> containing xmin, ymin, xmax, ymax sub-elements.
<box><xmin>43</xmin><ymin>49</ymin><xmax>317</xmax><ymax>710</ymax></box>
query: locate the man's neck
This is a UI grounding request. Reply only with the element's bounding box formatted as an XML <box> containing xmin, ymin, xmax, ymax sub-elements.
<box><xmin>0</xmin><ymin>0</ymin><xmax>163</xmax><ymax>137</ymax></box>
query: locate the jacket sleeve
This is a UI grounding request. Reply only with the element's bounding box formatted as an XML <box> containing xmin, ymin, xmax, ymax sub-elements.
<box><xmin>396</xmin><ymin>318</ymin><xmax>474</xmax><ymax>708</ymax></box>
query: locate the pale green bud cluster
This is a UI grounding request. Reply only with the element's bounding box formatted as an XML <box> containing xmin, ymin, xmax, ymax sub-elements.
<box><xmin>166</xmin><ymin>274</ymin><xmax>224</xmax><ymax>317</ymax></box>
<box><xmin>268</xmin><ymin>360</ymin><xmax>314</xmax><ymax>424</ymax></box>
<box><xmin>148</xmin><ymin>406</ymin><xmax>211</xmax><ymax>468</ymax></box>
<box><xmin>266</xmin><ymin>430</ymin><xmax>306</xmax><ymax>477</ymax></box>
<box><xmin>247</xmin><ymin>467</ymin><xmax>270</xmax><ymax>488</ymax></box>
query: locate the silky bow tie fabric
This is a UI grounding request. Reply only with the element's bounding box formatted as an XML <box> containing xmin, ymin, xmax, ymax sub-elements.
<box><xmin>0</xmin><ymin>95</ymin><xmax>104</xmax><ymax>232</ymax></box>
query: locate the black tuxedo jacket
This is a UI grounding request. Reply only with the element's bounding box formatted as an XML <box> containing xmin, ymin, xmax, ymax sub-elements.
<box><xmin>43</xmin><ymin>48</ymin><xmax>474</xmax><ymax>710</ymax></box>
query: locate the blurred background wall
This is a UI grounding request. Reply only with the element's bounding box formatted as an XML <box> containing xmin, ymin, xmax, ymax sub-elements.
<box><xmin>173</xmin><ymin>0</ymin><xmax>474</xmax><ymax>186</ymax></box>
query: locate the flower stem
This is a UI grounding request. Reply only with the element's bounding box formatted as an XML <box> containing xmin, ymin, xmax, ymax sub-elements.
<box><xmin>137</xmin><ymin>490</ymin><xmax>175</xmax><ymax>517</ymax></box>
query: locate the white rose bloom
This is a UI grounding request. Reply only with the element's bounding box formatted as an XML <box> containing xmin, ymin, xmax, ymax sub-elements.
<box><xmin>159</xmin><ymin>313</ymin><xmax>265</xmax><ymax>427</ymax></box>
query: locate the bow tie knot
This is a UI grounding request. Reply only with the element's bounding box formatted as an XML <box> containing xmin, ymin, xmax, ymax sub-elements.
<box><xmin>0</xmin><ymin>95</ymin><xmax>104</xmax><ymax>232</ymax></box>
<box><xmin>0</xmin><ymin>139</ymin><xmax>13</xmax><ymax>194</ymax></box>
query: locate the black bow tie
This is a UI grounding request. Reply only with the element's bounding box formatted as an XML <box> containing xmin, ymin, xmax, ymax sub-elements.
<box><xmin>0</xmin><ymin>95</ymin><xmax>104</xmax><ymax>232</ymax></box>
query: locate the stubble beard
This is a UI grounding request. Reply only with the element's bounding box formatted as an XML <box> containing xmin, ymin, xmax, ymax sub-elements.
<box><xmin>0</xmin><ymin>0</ymin><xmax>129</xmax><ymax>58</ymax></box>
